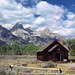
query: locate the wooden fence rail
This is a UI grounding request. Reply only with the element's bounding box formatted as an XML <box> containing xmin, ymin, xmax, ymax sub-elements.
<box><xmin>0</xmin><ymin>65</ymin><xmax>75</xmax><ymax>75</ymax></box>
<box><xmin>11</xmin><ymin>65</ymin><xmax>60</xmax><ymax>70</ymax></box>
<box><xmin>11</xmin><ymin>65</ymin><xmax>75</xmax><ymax>75</ymax></box>
<box><xmin>19</xmin><ymin>72</ymin><xmax>63</xmax><ymax>75</ymax></box>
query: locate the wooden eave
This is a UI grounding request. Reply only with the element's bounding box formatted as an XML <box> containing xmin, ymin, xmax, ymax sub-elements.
<box><xmin>37</xmin><ymin>40</ymin><xmax>69</xmax><ymax>52</ymax></box>
<box><xmin>37</xmin><ymin>40</ymin><xmax>57</xmax><ymax>52</ymax></box>
<box><xmin>48</xmin><ymin>44</ymin><xmax>58</xmax><ymax>52</ymax></box>
<box><xmin>61</xmin><ymin>45</ymin><xmax>69</xmax><ymax>52</ymax></box>
<box><xmin>63</xmin><ymin>45</ymin><xmax>69</xmax><ymax>51</ymax></box>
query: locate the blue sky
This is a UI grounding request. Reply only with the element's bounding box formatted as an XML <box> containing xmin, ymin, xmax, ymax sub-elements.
<box><xmin>43</xmin><ymin>0</ymin><xmax>75</xmax><ymax>13</ymax></box>
<box><xmin>0</xmin><ymin>0</ymin><xmax>75</xmax><ymax>37</ymax></box>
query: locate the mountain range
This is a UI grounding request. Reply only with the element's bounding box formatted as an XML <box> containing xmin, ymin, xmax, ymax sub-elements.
<box><xmin>0</xmin><ymin>22</ymin><xmax>68</xmax><ymax>46</ymax></box>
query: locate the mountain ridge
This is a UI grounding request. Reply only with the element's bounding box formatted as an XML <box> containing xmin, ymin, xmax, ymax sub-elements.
<box><xmin>10</xmin><ymin>22</ymin><xmax>24</xmax><ymax>32</ymax></box>
<box><xmin>0</xmin><ymin>22</ymin><xmax>69</xmax><ymax>46</ymax></box>
<box><xmin>0</xmin><ymin>25</ymin><xmax>29</xmax><ymax>45</ymax></box>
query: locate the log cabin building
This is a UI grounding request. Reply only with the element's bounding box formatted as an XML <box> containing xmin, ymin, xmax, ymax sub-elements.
<box><xmin>37</xmin><ymin>40</ymin><xmax>69</xmax><ymax>62</ymax></box>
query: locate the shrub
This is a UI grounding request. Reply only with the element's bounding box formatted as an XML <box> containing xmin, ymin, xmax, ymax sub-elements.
<box><xmin>22</xmin><ymin>62</ymin><xmax>27</xmax><ymax>66</ymax></box>
<box><xmin>47</xmin><ymin>61</ymin><xmax>57</xmax><ymax>68</ymax></box>
<box><xmin>24</xmin><ymin>68</ymin><xmax>32</xmax><ymax>73</ymax></box>
<box><xmin>39</xmin><ymin>61</ymin><xmax>57</xmax><ymax>68</ymax></box>
<box><xmin>0</xmin><ymin>67</ymin><xmax>17</xmax><ymax>75</ymax></box>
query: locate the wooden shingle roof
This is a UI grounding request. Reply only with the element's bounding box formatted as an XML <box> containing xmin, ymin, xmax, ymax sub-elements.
<box><xmin>37</xmin><ymin>40</ymin><xmax>58</xmax><ymax>52</ymax></box>
<box><xmin>37</xmin><ymin>40</ymin><xmax>69</xmax><ymax>52</ymax></box>
<box><xmin>63</xmin><ymin>45</ymin><xmax>69</xmax><ymax>51</ymax></box>
<box><xmin>48</xmin><ymin>44</ymin><xmax>58</xmax><ymax>52</ymax></box>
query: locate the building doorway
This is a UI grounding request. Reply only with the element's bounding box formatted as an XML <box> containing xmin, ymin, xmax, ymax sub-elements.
<box><xmin>56</xmin><ymin>53</ymin><xmax>60</xmax><ymax>61</ymax></box>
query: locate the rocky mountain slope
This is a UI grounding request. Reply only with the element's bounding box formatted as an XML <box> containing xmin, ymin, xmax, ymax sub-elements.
<box><xmin>0</xmin><ymin>22</ymin><xmax>68</xmax><ymax>46</ymax></box>
<box><xmin>10</xmin><ymin>22</ymin><xmax>68</xmax><ymax>46</ymax></box>
<box><xmin>10</xmin><ymin>22</ymin><xmax>24</xmax><ymax>31</ymax></box>
<box><xmin>0</xmin><ymin>40</ymin><xmax>6</xmax><ymax>45</ymax></box>
<box><xmin>0</xmin><ymin>25</ymin><xmax>28</xmax><ymax>45</ymax></box>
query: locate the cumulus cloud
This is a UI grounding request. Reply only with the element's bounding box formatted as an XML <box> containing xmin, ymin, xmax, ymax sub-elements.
<box><xmin>35</xmin><ymin>1</ymin><xmax>75</xmax><ymax>37</ymax></box>
<box><xmin>35</xmin><ymin>1</ymin><xmax>65</xmax><ymax>32</ymax></box>
<box><xmin>35</xmin><ymin>17</ymin><xmax>45</xmax><ymax>25</ymax></box>
<box><xmin>23</xmin><ymin>24</ymin><xmax>31</xmax><ymax>28</ymax></box>
<box><xmin>0</xmin><ymin>0</ymin><xmax>75</xmax><ymax>37</ymax></box>
<box><xmin>36</xmin><ymin>27</ymin><xmax>47</xmax><ymax>31</ymax></box>
<box><xmin>53</xmin><ymin>28</ymin><xmax>71</xmax><ymax>36</ymax></box>
<box><xmin>67</xmin><ymin>12</ymin><xmax>75</xmax><ymax>20</ymax></box>
<box><xmin>63</xmin><ymin>20</ymin><xmax>75</xmax><ymax>28</ymax></box>
<box><xmin>17</xmin><ymin>0</ymin><xmax>40</xmax><ymax>6</ymax></box>
<box><xmin>0</xmin><ymin>0</ymin><xmax>35</xmax><ymax>28</ymax></box>
<box><xmin>2</xmin><ymin>24</ymin><xmax>14</xmax><ymax>29</ymax></box>
<box><xmin>36</xmin><ymin>1</ymin><xmax>65</xmax><ymax>16</ymax></box>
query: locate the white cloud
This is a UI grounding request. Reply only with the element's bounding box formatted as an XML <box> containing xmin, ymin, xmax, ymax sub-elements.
<box><xmin>63</xmin><ymin>20</ymin><xmax>75</xmax><ymax>28</ymax></box>
<box><xmin>2</xmin><ymin>24</ymin><xmax>14</xmax><ymax>29</ymax></box>
<box><xmin>35</xmin><ymin>17</ymin><xmax>45</xmax><ymax>24</ymax></box>
<box><xmin>23</xmin><ymin>24</ymin><xmax>31</xmax><ymax>28</ymax></box>
<box><xmin>35</xmin><ymin>1</ymin><xmax>75</xmax><ymax>36</ymax></box>
<box><xmin>62</xmin><ymin>12</ymin><xmax>75</xmax><ymax>28</ymax></box>
<box><xmin>35</xmin><ymin>1</ymin><xmax>65</xmax><ymax>31</ymax></box>
<box><xmin>53</xmin><ymin>28</ymin><xmax>71</xmax><ymax>36</ymax></box>
<box><xmin>67</xmin><ymin>12</ymin><xmax>75</xmax><ymax>20</ymax></box>
<box><xmin>36</xmin><ymin>27</ymin><xmax>46</xmax><ymax>31</ymax></box>
<box><xmin>0</xmin><ymin>0</ymin><xmax>75</xmax><ymax>37</ymax></box>
<box><xmin>0</xmin><ymin>0</ymin><xmax>35</xmax><ymax>28</ymax></box>
<box><xmin>19</xmin><ymin>0</ymin><xmax>40</xmax><ymax>5</ymax></box>
<box><xmin>36</xmin><ymin>1</ymin><xmax>65</xmax><ymax>16</ymax></box>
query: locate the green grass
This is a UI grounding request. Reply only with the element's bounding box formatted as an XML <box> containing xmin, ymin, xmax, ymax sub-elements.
<box><xmin>0</xmin><ymin>55</ymin><xmax>75</xmax><ymax>75</ymax></box>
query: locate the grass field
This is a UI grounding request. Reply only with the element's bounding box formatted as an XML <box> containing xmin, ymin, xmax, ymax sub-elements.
<box><xmin>0</xmin><ymin>55</ymin><xmax>75</xmax><ymax>75</ymax></box>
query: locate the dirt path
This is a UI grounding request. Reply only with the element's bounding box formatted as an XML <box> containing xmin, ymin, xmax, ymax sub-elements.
<box><xmin>59</xmin><ymin>63</ymin><xmax>75</xmax><ymax>69</ymax></box>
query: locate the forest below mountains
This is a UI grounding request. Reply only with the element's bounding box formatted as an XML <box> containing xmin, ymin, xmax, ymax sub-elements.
<box><xmin>0</xmin><ymin>44</ymin><xmax>41</xmax><ymax>55</ymax></box>
<box><xmin>63</xmin><ymin>39</ymin><xmax>75</xmax><ymax>56</ymax></box>
<box><xmin>0</xmin><ymin>39</ymin><xmax>75</xmax><ymax>56</ymax></box>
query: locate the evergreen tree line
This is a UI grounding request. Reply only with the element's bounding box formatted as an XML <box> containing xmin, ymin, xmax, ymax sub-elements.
<box><xmin>0</xmin><ymin>39</ymin><xmax>75</xmax><ymax>56</ymax></box>
<box><xmin>0</xmin><ymin>44</ymin><xmax>41</xmax><ymax>55</ymax></box>
<box><xmin>63</xmin><ymin>39</ymin><xmax>75</xmax><ymax>56</ymax></box>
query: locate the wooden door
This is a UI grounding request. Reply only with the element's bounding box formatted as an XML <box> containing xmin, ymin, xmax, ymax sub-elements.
<box><xmin>56</xmin><ymin>53</ymin><xmax>60</xmax><ymax>61</ymax></box>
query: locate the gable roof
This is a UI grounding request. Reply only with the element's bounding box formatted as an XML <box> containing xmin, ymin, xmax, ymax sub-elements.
<box><xmin>37</xmin><ymin>40</ymin><xmax>56</xmax><ymax>52</ymax></box>
<box><xmin>63</xmin><ymin>45</ymin><xmax>69</xmax><ymax>51</ymax></box>
<box><xmin>37</xmin><ymin>40</ymin><xmax>69</xmax><ymax>52</ymax></box>
<box><xmin>63</xmin><ymin>45</ymin><xmax>69</xmax><ymax>50</ymax></box>
<box><xmin>48</xmin><ymin>44</ymin><xmax>58</xmax><ymax>52</ymax></box>
<box><xmin>48</xmin><ymin>44</ymin><xmax>69</xmax><ymax>52</ymax></box>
